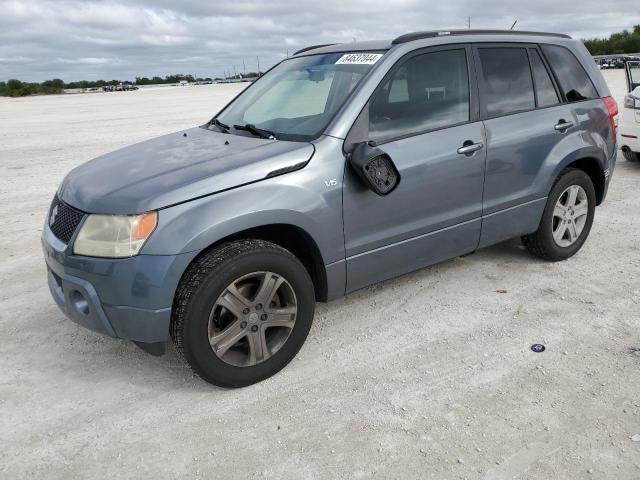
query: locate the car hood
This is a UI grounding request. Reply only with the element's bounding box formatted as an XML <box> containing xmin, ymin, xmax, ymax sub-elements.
<box><xmin>58</xmin><ymin>127</ymin><xmax>315</xmax><ymax>214</ymax></box>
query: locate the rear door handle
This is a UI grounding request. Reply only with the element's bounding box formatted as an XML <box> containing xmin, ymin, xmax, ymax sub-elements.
<box><xmin>457</xmin><ymin>141</ymin><xmax>484</xmax><ymax>156</ymax></box>
<box><xmin>554</xmin><ymin>120</ymin><xmax>574</xmax><ymax>132</ymax></box>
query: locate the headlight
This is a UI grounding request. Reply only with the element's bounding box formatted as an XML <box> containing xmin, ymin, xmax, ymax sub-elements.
<box><xmin>73</xmin><ymin>212</ymin><xmax>157</xmax><ymax>258</ymax></box>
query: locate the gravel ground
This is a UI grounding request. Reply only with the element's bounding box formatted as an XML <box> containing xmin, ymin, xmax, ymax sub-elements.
<box><xmin>1</xmin><ymin>70</ymin><xmax>639</xmax><ymax>479</ymax></box>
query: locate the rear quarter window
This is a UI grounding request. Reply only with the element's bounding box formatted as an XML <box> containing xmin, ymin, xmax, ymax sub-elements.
<box><xmin>529</xmin><ymin>49</ymin><xmax>560</xmax><ymax>107</ymax></box>
<box><xmin>541</xmin><ymin>45</ymin><xmax>598</xmax><ymax>102</ymax></box>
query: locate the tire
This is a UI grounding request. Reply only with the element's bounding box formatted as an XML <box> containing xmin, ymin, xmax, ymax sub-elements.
<box><xmin>522</xmin><ymin>168</ymin><xmax>596</xmax><ymax>262</ymax></box>
<box><xmin>622</xmin><ymin>149</ymin><xmax>640</xmax><ymax>162</ymax></box>
<box><xmin>171</xmin><ymin>239</ymin><xmax>315</xmax><ymax>388</ymax></box>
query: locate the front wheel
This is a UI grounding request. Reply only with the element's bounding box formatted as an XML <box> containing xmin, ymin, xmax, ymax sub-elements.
<box><xmin>171</xmin><ymin>239</ymin><xmax>315</xmax><ymax>388</ymax></box>
<box><xmin>522</xmin><ymin>168</ymin><xmax>596</xmax><ymax>261</ymax></box>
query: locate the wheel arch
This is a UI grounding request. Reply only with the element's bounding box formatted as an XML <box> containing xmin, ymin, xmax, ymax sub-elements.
<box><xmin>550</xmin><ymin>149</ymin><xmax>607</xmax><ymax>206</ymax></box>
<box><xmin>562</xmin><ymin>157</ymin><xmax>606</xmax><ymax>205</ymax></box>
<box><xmin>175</xmin><ymin>223</ymin><xmax>329</xmax><ymax>303</ymax></box>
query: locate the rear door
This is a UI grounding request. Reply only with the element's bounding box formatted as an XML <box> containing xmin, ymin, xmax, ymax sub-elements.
<box><xmin>474</xmin><ymin>43</ymin><xmax>575</xmax><ymax>247</ymax></box>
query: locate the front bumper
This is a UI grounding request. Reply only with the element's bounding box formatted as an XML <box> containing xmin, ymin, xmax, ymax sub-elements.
<box><xmin>42</xmin><ymin>225</ymin><xmax>197</xmax><ymax>343</ymax></box>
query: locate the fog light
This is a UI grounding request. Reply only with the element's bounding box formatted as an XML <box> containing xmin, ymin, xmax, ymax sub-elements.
<box><xmin>70</xmin><ymin>290</ymin><xmax>90</xmax><ymax>316</ymax></box>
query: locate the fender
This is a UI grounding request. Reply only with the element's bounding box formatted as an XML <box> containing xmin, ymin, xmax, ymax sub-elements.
<box><xmin>142</xmin><ymin>136</ymin><xmax>348</xmax><ymax>268</ymax></box>
<box><xmin>548</xmin><ymin>145</ymin><xmax>606</xmax><ymax>188</ymax></box>
<box><xmin>529</xmin><ymin>124</ymin><xmax>608</xmax><ymax>208</ymax></box>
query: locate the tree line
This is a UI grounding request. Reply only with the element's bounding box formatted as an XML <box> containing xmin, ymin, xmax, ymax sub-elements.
<box><xmin>0</xmin><ymin>79</ymin><xmax>67</xmax><ymax>97</ymax></box>
<box><xmin>583</xmin><ymin>25</ymin><xmax>640</xmax><ymax>56</ymax></box>
<box><xmin>0</xmin><ymin>73</ymin><xmax>255</xmax><ymax>97</ymax></box>
<box><xmin>0</xmin><ymin>77</ymin><xmax>140</xmax><ymax>97</ymax></box>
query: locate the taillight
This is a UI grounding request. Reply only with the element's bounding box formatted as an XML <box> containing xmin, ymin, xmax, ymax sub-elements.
<box><xmin>602</xmin><ymin>96</ymin><xmax>619</xmax><ymax>141</ymax></box>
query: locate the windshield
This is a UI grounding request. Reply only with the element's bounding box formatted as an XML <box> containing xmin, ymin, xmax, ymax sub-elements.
<box><xmin>214</xmin><ymin>52</ymin><xmax>384</xmax><ymax>141</ymax></box>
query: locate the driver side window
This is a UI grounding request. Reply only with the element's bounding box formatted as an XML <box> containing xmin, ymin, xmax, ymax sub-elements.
<box><xmin>368</xmin><ymin>49</ymin><xmax>470</xmax><ymax>143</ymax></box>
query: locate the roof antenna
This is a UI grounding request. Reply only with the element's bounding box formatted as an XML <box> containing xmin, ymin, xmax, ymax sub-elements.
<box><xmin>510</xmin><ymin>20</ymin><xmax>518</xmax><ymax>30</ymax></box>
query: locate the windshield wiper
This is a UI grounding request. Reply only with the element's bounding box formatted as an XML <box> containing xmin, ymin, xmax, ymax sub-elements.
<box><xmin>233</xmin><ymin>123</ymin><xmax>277</xmax><ymax>140</ymax></box>
<box><xmin>210</xmin><ymin>118</ymin><xmax>230</xmax><ymax>133</ymax></box>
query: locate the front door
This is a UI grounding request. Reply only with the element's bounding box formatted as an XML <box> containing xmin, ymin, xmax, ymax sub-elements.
<box><xmin>343</xmin><ymin>45</ymin><xmax>486</xmax><ymax>292</ymax></box>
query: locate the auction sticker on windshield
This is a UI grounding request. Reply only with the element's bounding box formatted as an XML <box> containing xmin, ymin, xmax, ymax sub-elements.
<box><xmin>335</xmin><ymin>53</ymin><xmax>383</xmax><ymax>65</ymax></box>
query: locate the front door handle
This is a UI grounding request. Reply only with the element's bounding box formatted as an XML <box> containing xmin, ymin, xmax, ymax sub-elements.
<box><xmin>554</xmin><ymin>120</ymin><xmax>574</xmax><ymax>132</ymax></box>
<box><xmin>457</xmin><ymin>141</ymin><xmax>484</xmax><ymax>156</ymax></box>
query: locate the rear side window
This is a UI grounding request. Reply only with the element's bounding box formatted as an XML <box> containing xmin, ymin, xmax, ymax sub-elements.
<box><xmin>529</xmin><ymin>49</ymin><xmax>560</xmax><ymax>107</ymax></box>
<box><xmin>368</xmin><ymin>49</ymin><xmax>470</xmax><ymax>143</ymax></box>
<box><xmin>541</xmin><ymin>45</ymin><xmax>598</xmax><ymax>102</ymax></box>
<box><xmin>478</xmin><ymin>48</ymin><xmax>535</xmax><ymax>117</ymax></box>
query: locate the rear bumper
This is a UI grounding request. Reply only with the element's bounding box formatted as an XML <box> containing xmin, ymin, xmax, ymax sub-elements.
<box><xmin>42</xmin><ymin>225</ymin><xmax>197</xmax><ymax>343</ymax></box>
<box><xmin>600</xmin><ymin>148</ymin><xmax>617</xmax><ymax>204</ymax></box>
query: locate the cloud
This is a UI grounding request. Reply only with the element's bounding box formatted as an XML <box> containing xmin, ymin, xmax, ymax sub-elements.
<box><xmin>0</xmin><ymin>0</ymin><xmax>638</xmax><ymax>81</ymax></box>
<box><xmin>56</xmin><ymin>57</ymin><xmax>116</xmax><ymax>64</ymax></box>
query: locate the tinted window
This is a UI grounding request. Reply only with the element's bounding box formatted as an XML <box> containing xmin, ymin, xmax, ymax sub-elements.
<box><xmin>478</xmin><ymin>48</ymin><xmax>535</xmax><ymax>117</ymax></box>
<box><xmin>541</xmin><ymin>45</ymin><xmax>598</xmax><ymax>102</ymax></box>
<box><xmin>368</xmin><ymin>49</ymin><xmax>469</xmax><ymax>143</ymax></box>
<box><xmin>387</xmin><ymin>66</ymin><xmax>409</xmax><ymax>103</ymax></box>
<box><xmin>529</xmin><ymin>49</ymin><xmax>559</xmax><ymax>107</ymax></box>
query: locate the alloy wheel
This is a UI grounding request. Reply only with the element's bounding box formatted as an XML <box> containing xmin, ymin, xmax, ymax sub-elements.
<box><xmin>551</xmin><ymin>185</ymin><xmax>589</xmax><ymax>248</ymax></box>
<box><xmin>208</xmin><ymin>271</ymin><xmax>297</xmax><ymax>367</ymax></box>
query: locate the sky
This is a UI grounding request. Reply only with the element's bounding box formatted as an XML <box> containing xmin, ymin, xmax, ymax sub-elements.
<box><xmin>1</xmin><ymin>0</ymin><xmax>638</xmax><ymax>82</ymax></box>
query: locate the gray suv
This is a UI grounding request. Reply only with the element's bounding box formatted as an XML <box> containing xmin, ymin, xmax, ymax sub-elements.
<box><xmin>42</xmin><ymin>30</ymin><xmax>618</xmax><ymax>387</ymax></box>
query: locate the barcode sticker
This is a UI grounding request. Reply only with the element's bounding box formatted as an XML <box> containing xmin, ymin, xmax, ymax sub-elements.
<box><xmin>335</xmin><ymin>53</ymin><xmax>383</xmax><ymax>65</ymax></box>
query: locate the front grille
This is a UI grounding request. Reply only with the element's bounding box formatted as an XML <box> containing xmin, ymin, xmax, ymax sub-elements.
<box><xmin>48</xmin><ymin>196</ymin><xmax>85</xmax><ymax>244</ymax></box>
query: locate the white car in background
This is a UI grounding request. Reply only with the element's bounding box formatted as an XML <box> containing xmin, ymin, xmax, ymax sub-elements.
<box><xmin>620</xmin><ymin>61</ymin><xmax>640</xmax><ymax>162</ymax></box>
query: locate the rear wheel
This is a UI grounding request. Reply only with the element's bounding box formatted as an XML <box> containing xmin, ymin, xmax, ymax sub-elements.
<box><xmin>171</xmin><ymin>239</ymin><xmax>315</xmax><ymax>388</ymax></box>
<box><xmin>622</xmin><ymin>149</ymin><xmax>640</xmax><ymax>162</ymax></box>
<box><xmin>522</xmin><ymin>168</ymin><xmax>596</xmax><ymax>261</ymax></box>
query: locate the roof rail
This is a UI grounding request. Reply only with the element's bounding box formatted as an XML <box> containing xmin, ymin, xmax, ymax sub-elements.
<box><xmin>293</xmin><ymin>43</ymin><xmax>338</xmax><ymax>56</ymax></box>
<box><xmin>392</xmin><ymin>29</ymin><xmax>571</xmax><ymax>45</ymax></box>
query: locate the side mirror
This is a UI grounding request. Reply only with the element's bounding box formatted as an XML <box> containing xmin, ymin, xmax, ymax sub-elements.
<box><xmin>348</xmin><ymin>142</ymin><xmax>400</xmax><ymax>196</ymax></box>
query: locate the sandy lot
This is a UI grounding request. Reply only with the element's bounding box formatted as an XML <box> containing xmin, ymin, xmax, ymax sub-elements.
<box><xmin>1</xmin><ymin>70</ymin><xmax>639</xmax><ymax>479</ymax></box>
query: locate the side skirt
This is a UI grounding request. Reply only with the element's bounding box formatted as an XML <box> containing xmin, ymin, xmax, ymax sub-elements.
<box><xmin>345</xmin><ymin>218</ymin><xmax>481</xmax><ymax>294</ymax></box>
<box><xmin>478</xmin><ymin>197</ymin><xmax>547</xmax><ymax>249</ymax></box>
